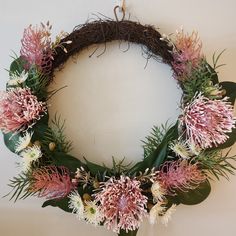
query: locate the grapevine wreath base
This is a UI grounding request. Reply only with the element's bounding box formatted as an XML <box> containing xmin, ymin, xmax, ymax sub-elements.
<box><xmin>1</xmin><ymin>9</ymin><xmax>236</xmax><ymax>236</ymax></box>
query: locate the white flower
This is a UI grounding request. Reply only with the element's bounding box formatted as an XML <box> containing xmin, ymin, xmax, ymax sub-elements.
<box><xmin>68</xmin><ymin>191</ymin><xmax>84</xmax><ymax>219</ymax></box>
<box><xmin>20</xmin><ymin>145</ymin><xmax>42</xmax><ymax>171</ymax></box>
<box><xmin>160</xmin><ymin>204</ymin><xmax>177</xmax><ymax>226</ymax></box>
<box><xmin>8</xmin><ymin>71</ymin><xmax>28</xmax><ymax>86</ymax></box>
<box><xmin>84</xmin><ymin>201</ymin><xmax>102</xmax><ymax>226</ymax></box>
<box><xmin>149</xmin><ymin>202</ymin><xmax>166</xmax><ymax>225</ymax></box>
<box><xmin>15</xmin><ymin>131</ymin><xmax>33</xmax><ymax>153</ymax></box>
<box><xmin>151</xmin><ymin>182</ymin><xmax>166</xmax><ymax>202</ymax></box>
<box><xmin>188</xmin><ymin>142</ymin><xmax>202</xmax><ymax>156</ymax></box>
<box><xmin>170</xmin><ymin>140</ymin><xmax>191</xmax><ymax>159</ymax></box>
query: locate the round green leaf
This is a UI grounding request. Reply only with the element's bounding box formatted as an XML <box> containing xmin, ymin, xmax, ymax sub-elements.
<box><xmin>177</xmin><ymin>180</ymin><xmax>211</xmax><ymax>205</ymax></box>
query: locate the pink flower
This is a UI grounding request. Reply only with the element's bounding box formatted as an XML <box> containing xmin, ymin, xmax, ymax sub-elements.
<box><xmin>172</xmin><ymin>30</ymin><xmax>203</xmax><ymax>79</ymax></box>
<box><xmin>94</xmin><ymin>176</ymin><xmax>147</xmax><ymax>233</ymax></box>
<box><xmin>30</xmin><ymin>166</ymin><xmax>74</xmax><ymax>199</ymax></box>
<box><xmin>20</xmin><ymin>22</ymin><xmax>53</xmax><ymax>74</ymax></box>
<box><xmin>182</xmin><ymin>94</ymin><xmax>235</xmax><ymax>149</ymax></box>
<box><xmin>0</xmin><ymin>88</ymin><xmax>47</xmax><ymax>133</ymax></box>
<box><xmin>158</xmin><ymin>160</ymin><xmax>206</xmax><ymax>194</ymax></box>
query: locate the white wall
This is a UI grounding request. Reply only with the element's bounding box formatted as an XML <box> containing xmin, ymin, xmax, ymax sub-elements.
<box><xmin>0</xmin><ymin>0</ymin><xmax>236</xmax><ymax>235</ymax></box>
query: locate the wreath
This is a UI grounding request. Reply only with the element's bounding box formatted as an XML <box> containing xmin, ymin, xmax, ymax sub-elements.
<box><xmin>1</xmin><ymin>7</ymin><xmax>236</xmax><ymax>236</ymax></box>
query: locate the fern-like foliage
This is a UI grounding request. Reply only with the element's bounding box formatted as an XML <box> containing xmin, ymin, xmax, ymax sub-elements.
<box><xmin>181</xmin><ymin>62</ymin><xmax>216</xmax><ymax>103</ymax></box>
<box><xmin>5</xmin><ymin>172</ymin><xmax>35</xmax><ymax>202</ymax></box>
<box><xmin>197</xmin><ymin>149</ymin><xmax>236</xmax><ymax>180</ymax></box>
<box><xmin>111</xmin><ymin>157</ymin><xmax>132</xmax><ymax>176</ymax></box>
<box><xmin>182</xmin><ymin>51</ymin><xmax>225</xmax><ymax>104</ymax></box>
<box><xmin>24</xmin><ymin>67</ymin><xmax>49</xmax><ymax>100</ymax></box>
<box><xmin>42</xmin><ymin>113</ymin><xmax>73</xmax><ymax>153</ymax></box>
<box><xmin>142</xmin><ymin>122</ymin><xmax>171</xmax><ymax>159</ymax></box>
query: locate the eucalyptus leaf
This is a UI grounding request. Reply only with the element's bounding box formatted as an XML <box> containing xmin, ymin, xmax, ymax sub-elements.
<box><xmin>42</xmin><ymin>198</ymin><xmax>72</xmax><ymax>213</ymax></box>
<box><xmin>206</xmin><ymin>63</ymin><xmax>219</xmax><ymax>84</ymax></box>
<box><xmin>52</xmin><ymin>152</ymin><xmax>84</xmax><ymax>172</ymax></box>
<box><xmin>118</xmin><ymin>229</ymin><xmax>138</xmax><ymax>236</ymax></box>
<box><xmin>9</xmin><ymin>57</ymin><xmax>25</xmax><ymax>75</ymax></box>
<box><xmin>177</xmin><ymin>180</ymin><xmax>211</xmax><ymax>205</ymax></box>
<box><xmin>3</xmin><ymin>132</ymin><xmax>22</xmax><ymax>153</ymax></box>
<box><xmin>84</xmin><ymin>157</ymin><xmax>111</xmax><ymax>176</ymax></box>
<box><xmin>219</xmin><ymin>81</ymin><xmax>236</xmax><ymax>105</ymax></box>
<box><xmin>128</xmin><ymin>122</ymin><xmax>178</xmax><ymax>175</ymax></box>
<box><xmin>211</xmin><ymin>128</ymin><xmax>236</xmax><ymax>150</ymax></box>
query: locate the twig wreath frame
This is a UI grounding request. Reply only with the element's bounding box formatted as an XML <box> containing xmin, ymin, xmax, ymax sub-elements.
<box><xmin>1</xmin><ymin>7</ymin><xmax>236</xmax><ymax>236</ymax></box>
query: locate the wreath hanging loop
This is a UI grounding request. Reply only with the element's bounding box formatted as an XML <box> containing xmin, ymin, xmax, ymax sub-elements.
<box><xmin>1</xmin><ymin>12</ymin><xmax>236</xmax><ymax>236</ymax></box>
<box><xmin>114</xmin><ymin>5</ymin><xmax>126</xmax><ymax>21</ymax></box>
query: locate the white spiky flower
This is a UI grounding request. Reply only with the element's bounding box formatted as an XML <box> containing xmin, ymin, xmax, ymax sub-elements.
<box><xmin>188</xmin><ymin>142</ymin><xmax>202</xmax><ymax>156</ymax></box>
<box><xmin>151</xmin><ymin>181</ymin><xmax>166</xmax><ymax>202</ymax></box>
<box><xmin>170</xmin><ymin>140</ymin><xmax>191</xmax><ymax>159</ymax></box>
<box><xmin>84</xmin><ymin>201</ymin><xmax>102</xmax><ymax>226</ymax></box>
<box><xmin>20</xmin><ymin>145</ymin><xmax>42</xmax><ymax>171</ymax></box>
<box><xmin>149</xmin><ymin>202</ymin><xmax>166</xmax><ymax>225</ymax></box>
<box><xmin>160</xmin><ymin>204</ymin><xmax>177</xmax><ymax>226</ymax></box>
<box><xmin>15</xmin><ymin>131</ymin><xmax>33</xmax><ymax>153</ymax></box>
<box><xmin>8</xmin><ymin>71</ymin><xmax>28</xmax><ymax>86</ymax></box>
<box><xmin>68</xmin><ymin>191</ymin><xmax>84</xmax><ymax>219</ymax></box>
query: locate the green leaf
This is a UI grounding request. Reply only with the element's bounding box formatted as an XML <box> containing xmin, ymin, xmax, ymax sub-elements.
<box><xmin>166</xmin><ymin>195</ymin><xmax>180</xmax><ymax>207</ymax></box>
<box><xmin>118</xmin><ymin>229</ymin><xmax>138</xmax><ymax>236</ymax></box>
<box><xmin>219</xmin><ymin>81</ymin><xmax>236</xmax><ymax>105</ymax></box>
<box><xmin>206</xmin><ymin>63</ymin><xmax>219</xmax><ymax>84</ymax></box>
<box><xmin>128</xmin><ymin>122</ymin><xmax>178</xmax><ymax>175</ymax></box>
<box><xmin>9</xmin><ymin>57</ymin><xmax>25</xmax><ymax>75</ymax></box>
<box><xmin>84</xmin><ymin>158</ymin><xmax>111</xmax><ymax>176</ymax></box>
<box><xmin>3</xmin><ymin>132</ymin><xmax>22</xmax><ymax>153</ymax></box>
<box><xmin>31</xmin><ymin>113</ymin><xmax>49</xmax><ymax>142</ymax></box>
<box><xmin>52</xmin><ymin>152</ymin><xmax>84</xmax><ymax>173</ymax></box>
<box><xmin>177</xmin><ymin>180</ymin><xmax>211</xmax><ymax>205</ymax></box>
<box><xmin>212</xmin><ymin>128</ymin><xmax>236</xmax><ymax>150</ymax></box>
<box><xmin>42</xmin><ymin>198</ymin><xmax>72</xmax><ymax>213</ymax></box>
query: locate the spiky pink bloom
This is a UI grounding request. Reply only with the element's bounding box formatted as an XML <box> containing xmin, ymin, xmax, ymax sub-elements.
<box><xmin>94</xmin><ymin>176</ymin><xmax>147</xmax><ymax>233</ymax></box>
<box><xmin>0</xmin><ymin>88</ymin><xmax>47</xmax><ymax>133</ymax></box>
<box><xmin>30</xmin><ymin>166</ymin><xmax>74</xmax><ymax>199</ymax></box>
<box><xmin>182</xmin><ymin>94</ymin><xmax>235</xmax><ymax>149</ymax></box>
<box><xmin>172</xmin><ymin>30</ymin><xmax>203</xmax><ymax>79</ymax></box>
<box><xmin>158</xmin><ymin>160</ymin><xmax>206</xmax><ymax>195</ymax></box>
<box><xmin>20</xmin><ymin>22</ymin><xmax>53</xmax><ymax>74</ymax></box>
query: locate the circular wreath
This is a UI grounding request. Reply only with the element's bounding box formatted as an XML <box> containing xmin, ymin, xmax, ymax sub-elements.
<box><xmin>1</xmin><ymin>13</ymin><xmax>236</xmax><ymax>236</ymax></box>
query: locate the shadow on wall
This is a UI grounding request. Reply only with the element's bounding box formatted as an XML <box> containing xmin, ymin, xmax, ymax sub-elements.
<box><xmin>0</xmin><ymin>206</ymin><xmax>112</xmax><ymax>236</ymax></box>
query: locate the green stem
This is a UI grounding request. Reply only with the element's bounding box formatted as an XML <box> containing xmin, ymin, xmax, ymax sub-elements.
<box><xmin>118</xmin><ymin>229</ymin><xmax>138</xmax><ymax>236</ymax></box>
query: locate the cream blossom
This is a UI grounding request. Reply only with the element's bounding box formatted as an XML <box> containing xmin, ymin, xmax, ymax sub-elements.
<box><xmin>159</xmin><ymin>204</ymin><xmax>177</xmax><ymax>226</ymax></box>
<box><xmin>7</xmin><ymin>71</ymin><xmax>28</xmax><ymax>86</ymax></box>
<box><xmin>84</xmin><ymin>201</ymin><xmax>102</xmax><ymax>226</ymax></box>
<box><xmin>149</xmin><ymin>202</ymin><xmax>166</xmax><ymax>225</ymax></box>
<box><xmin>170</xmin><ymin>139</ymin><xmax>192</xmax><ymax>159</ymax></box>
<box><xmin>20</xmin><ymin>145</ymin><xmax>42</xmax><ymax>171</ymax></box>
<box><xmin>68</xmin><ymin>190</ymin><xmax>84</xmax><ymax>219</ymax></box>
<box><xmin>151</xmin><ymin>181</ymin><xmax>166</xmax><ymax>202</ymax></box>
<box><xmin>15</xmin><ymin>131</ymin><xmax>33</xmax><ymax>153</ymax></box>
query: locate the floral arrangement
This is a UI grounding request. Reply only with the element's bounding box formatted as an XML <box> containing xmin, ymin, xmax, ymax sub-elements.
<box><xmin>1</xmin><ymin>20</ymin><xmax>236</xmax><ymax>236</ymax></box>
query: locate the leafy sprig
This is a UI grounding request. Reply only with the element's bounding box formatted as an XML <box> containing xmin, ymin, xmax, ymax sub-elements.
<box><xmin>42</xmin><ymin>114</ymin><xmax>73</xmax><ymax>153</ymax></box>
<box><xmin>142</xmin><ymin>122</ymin><xmax>172</xmax><ymax>159</ymax></box>
<box><xmin>196</xmin><ymin>149</ymin><xmax>236</xmax><ymax>180</ymax></box>
<box><xmin>4</xmin><ymin>171</ymin><xmax>35</xmax><ymax>202</ymax></box>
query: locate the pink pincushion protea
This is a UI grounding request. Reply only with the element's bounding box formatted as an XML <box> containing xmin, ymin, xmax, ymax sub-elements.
<box><xmin>172</xmin><ymin>30</ymin><xmax>203</xmax><ymax>79</ymax></box>
<box><xmin>0</xmin><ymin>88</ymin><xmax>47</xmax><ymax>133</ymax></box>
<box><xmin>20</xmin><ymin>22</ymin><xmax>53</xmax><ymax>74</ymax></box>
<box><xmin>158</xmin><ymin>160</ymin><xmax>206</xmax><ymax>194</ymax></box>
<box><xmin>94</xmin><ymin>176</ymin><xmax>147</xmax><ymax>233</ymax></box>
<box><xmin>182</xmin><ymin>94</ymin><xmax>235</xmax><ymax>149</ymax></box>
<box><xmin>29</xmin><ymin>166</ymin><xmax>74</xmax><ymax>199</ymax></box>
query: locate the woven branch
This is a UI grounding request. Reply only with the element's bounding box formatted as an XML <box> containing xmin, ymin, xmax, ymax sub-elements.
<box><xmin>51</xmin><ymin>20</ymin><xmax>174</xmax><ymax>73</ymax></box>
